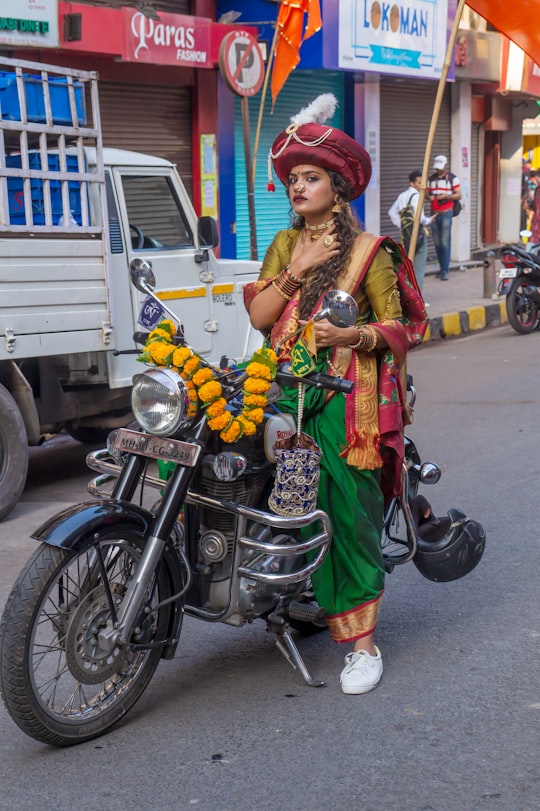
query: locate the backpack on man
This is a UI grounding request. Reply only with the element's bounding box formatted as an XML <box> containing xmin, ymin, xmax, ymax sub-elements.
<box><xmin>399</xmin><ymin>191</ymin><xmax>425</xmax><ymax>252</ymax></box>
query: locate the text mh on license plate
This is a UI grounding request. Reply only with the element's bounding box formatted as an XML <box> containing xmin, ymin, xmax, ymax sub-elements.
<box><xmin>112</xmin><ymin>428</ymin><xmax>200</xmax><ymax>466</ymax></box>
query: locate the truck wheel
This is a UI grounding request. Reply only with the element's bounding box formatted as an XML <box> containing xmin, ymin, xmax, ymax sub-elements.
<box><xmin>0</xmin><ymin>384</ymin><xmax>29</xmax><ymax>522</ymax></box>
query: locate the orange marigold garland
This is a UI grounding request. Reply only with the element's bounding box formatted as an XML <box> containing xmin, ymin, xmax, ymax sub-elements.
<box><xmin>137</xmin><ymin>321</ymin><xmax>278</xmax><ymax>442</ymax></box>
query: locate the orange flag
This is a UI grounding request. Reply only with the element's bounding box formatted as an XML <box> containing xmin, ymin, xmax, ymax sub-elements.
<box><xmin>466</xmin><ymin>1</ymin><xmax>540</xmax><ymax>65</ymax></box>
<box><xmin>271</xmin><ymin>0</ymin><xmax>322</xmax><ymax>108</ymax></box>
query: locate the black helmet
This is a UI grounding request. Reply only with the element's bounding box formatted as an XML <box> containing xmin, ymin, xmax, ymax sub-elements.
<box><xmin>411</xmin><ymin>503</ymin><xmax>486</xmax><ymax>583</ymax></box>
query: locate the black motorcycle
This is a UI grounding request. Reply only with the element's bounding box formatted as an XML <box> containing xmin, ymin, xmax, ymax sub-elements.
<box><xmin>498</xmin><ymin>243</ymin><xmax>540</xmax><ymax>333</ymax></box>
<box><xmin>0</xmin><ymin>260</ymin><xmax>485</xmax><ymax>746</ymax></box>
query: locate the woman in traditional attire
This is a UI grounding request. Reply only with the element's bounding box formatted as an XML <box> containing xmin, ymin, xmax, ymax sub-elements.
<box><xmin>244</xmin><ymin>95</ymin><xmax>427</xmax><ymax>694</ymax></box>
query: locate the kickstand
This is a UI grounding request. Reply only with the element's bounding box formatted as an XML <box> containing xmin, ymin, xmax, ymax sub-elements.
<box><xmin>268</xmin><ymin>616</ymin><xmax>326</xmax><ymax>688</ymax></box>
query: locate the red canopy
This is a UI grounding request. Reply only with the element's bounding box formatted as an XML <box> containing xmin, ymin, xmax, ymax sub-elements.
<box><xmin>466</xmin><ymin>1</ymin><xmax>540</xmax><ymax>65</ymax></box>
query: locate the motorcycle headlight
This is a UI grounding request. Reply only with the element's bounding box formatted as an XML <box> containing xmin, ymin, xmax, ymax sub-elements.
<box><xmin>132</xmin><ymin>369</ymin><xmax>193</xmax><ymax>436</ymax></box>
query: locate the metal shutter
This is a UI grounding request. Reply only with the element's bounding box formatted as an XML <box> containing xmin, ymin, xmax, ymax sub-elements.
<box><xmin>470</xmin><ymin>122</ymin><xmax>481</xmax><ymax>250</ymax></box>
<box><xmin>97</xmin><ymin>82</ymin><xmax>193</xmax><ymax>197</ymax></box>
<box><xmin>152</xmin><ymin>0</ymin><xmax>190</xmax><ymax>11</ymax></box>
<box><xmin>380</xmin><ymin>78</ymin><xmax>451</xmax><ymax>245</ymax></box>
<box><xmin>234</xmin><ymin>71</ymin><xmax>345</xmax><ymax>261</ymax></box>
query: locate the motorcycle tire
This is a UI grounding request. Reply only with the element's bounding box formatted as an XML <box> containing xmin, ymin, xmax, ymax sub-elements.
<box><xmin>506</xmin><ymin>278</ymin><xmax>540</xmax><ymax>334</ymax></box>
<box><xmin>0</xmin><ymin>526</ymin><xmax>175</xmax><ymax>746</ymax></box>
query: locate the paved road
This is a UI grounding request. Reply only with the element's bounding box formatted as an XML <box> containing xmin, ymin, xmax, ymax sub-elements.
<box><xmin>0</xmin><ymin>325</ymin><xmax>539</xmax><ymax>811</ymax></box>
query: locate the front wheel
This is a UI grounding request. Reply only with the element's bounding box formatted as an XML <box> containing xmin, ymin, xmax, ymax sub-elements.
<box><xmin>506</xmin><ymin>278</ymin><xmax>540</xmax><ymax>333</ymax></box>
<box><xmin>0</xmin><ymin>527</ymin><xmax>175</xmax><ymax>746</ymax></box>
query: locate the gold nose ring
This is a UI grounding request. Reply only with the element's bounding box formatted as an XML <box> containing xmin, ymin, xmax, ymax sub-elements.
<box><xmin>296</xmin><ymin>182</ymin><xmax>305</xmax><ymax>192</ymax></box>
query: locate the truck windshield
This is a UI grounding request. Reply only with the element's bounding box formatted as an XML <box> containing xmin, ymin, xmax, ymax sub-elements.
<box><xmin>121</xmin><ymin>174</ymin><xmax>193</xmax><ymax>249</ymax></box>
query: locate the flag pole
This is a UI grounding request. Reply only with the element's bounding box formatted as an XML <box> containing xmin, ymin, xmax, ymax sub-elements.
<box><xmin>252</xmin><ymin>18</ymin><xmax>280</xmax><ymax>186</ymax></box>
<box><xmin>408</xmin><ymin>0</ymin><xmax>466</xmax><ymax>262</ymax></box>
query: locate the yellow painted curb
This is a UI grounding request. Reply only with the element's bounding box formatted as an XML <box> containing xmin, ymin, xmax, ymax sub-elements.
<box><xmin>467</xmin><ymin>305</ymin><xmax>486</xmax><ymax>331</ymax></box>
<box><xmin>442</xmin><ymin>312</ymin><xmax>461</xmax><ymax>336</ymax></box>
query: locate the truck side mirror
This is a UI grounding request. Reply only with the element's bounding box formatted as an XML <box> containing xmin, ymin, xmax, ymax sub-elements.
<box><xmin>198</xmin><ymin>216</ymin><xmax>219</xmax><ymax>249</ymax></box>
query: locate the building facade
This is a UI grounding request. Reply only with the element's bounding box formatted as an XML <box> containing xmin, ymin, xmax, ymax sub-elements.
<box><xmin>217</xmin><ymin>0</ymin><xmax>540</xmax><ymax>263</ymax></box>
<box><xmin>4</xmin><ymin>1</ymin><xmax>539</xmax><ymax>262</ymax></box>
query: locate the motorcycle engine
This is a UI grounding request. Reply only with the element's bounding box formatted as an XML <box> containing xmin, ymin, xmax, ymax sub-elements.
<box><xmin>190</xmin><ymin>450</ymin><xmax>301</xmax><ymax>621</ymax></box>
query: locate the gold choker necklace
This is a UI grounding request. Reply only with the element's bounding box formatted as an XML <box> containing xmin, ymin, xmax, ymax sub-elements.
<box><xmin>302</xmin><ymin>229</ymin><xmax>323</xmax><ymax>243</ymax></box>
<box><xmin>304</xmin><ymin>218</ymin><xmax>335</xmax><ymax>232</ymax></box>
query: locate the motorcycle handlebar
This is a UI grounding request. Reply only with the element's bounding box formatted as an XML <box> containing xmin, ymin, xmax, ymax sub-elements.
<box><xmin>132</xmin><ymin>342</ymin><xmax>353</xmax><ymax>393</ymax></box>
<box><xmin>276</xmin><ymin>365</ymin><xmax>354</xmax><ymax>394</ymax></box>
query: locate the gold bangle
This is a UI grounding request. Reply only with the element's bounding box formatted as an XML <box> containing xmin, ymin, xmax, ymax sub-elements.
<box><xmin>273</xmin><ymin>268</ymin><xmax>301</xmax><ymax>298</ymax></box>
<box><xmin>271</xmin><ymin>279</ymin><xmax>292</xmax><ymax>301</ymax></box>
<box><xmin>363</xmin><ymin>325</ymin><xmax>378</xmax><ymax>351</ymax></box>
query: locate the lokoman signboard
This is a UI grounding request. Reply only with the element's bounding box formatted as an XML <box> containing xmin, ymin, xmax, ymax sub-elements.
<box><xmin>0</xmin><ymin>0</ymin><xmax>59</xmax><ymax>48</ymax></box>
<box><xmin>338</xmin><ymin>0</ymin><xmax>450</xmax><ymax>79</ymax></box>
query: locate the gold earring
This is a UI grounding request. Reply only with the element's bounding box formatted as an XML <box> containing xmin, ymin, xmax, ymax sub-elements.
<box><xmin>332</xmin><ymin>198</ymin><xmax>342</xmax><ymax>213</ymax></box>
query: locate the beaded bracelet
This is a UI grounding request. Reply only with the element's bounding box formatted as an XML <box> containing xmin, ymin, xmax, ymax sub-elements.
<box><xmin>284</xmin><ymin>265</ymin><xmax>304</xmax><ymax>285</ymax></box>
<box><xmin>348</xmin><ymin>325</ymin><xmax>377</xmax><ymax>352</ymax></box>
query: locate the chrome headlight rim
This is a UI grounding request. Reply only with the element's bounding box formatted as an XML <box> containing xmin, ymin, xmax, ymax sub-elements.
<box><xmin>131</xmin><ymin>368</ymin><xmax>193</xmax><ymax>437</ymax></box>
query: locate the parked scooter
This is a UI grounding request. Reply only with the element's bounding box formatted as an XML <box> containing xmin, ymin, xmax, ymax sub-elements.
<box><xmin>0</xmin><ymin>260</ymin><xmax>485</xmax><ymax>746</ymax></box>
<box><xmin>499</xmin><ymin>241</ymin><xmax>540</xmax><ymax>333</ymax></box>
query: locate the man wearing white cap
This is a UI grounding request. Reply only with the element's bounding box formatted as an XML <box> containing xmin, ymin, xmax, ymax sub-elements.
<box><xmin>427</xmin><ymin>155</ymin><xmax>461</xmax><ymax>280</ymax></box>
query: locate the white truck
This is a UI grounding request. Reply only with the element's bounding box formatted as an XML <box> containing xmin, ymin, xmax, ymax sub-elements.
<box><xmin>0</xmin><ymin>54</ymin><xmax>261</xmax><ymax>521</ymax></box>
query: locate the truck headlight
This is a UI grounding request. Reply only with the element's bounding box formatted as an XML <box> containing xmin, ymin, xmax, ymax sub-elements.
<box><xmin>132</xmin><ymin>369</ymin><xmax>192</xmax><ymax>436</ymax></box>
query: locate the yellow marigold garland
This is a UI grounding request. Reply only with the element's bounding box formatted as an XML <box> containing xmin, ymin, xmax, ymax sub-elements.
<box><xmin>137</xmin><ymin>321</ymin><xmax>278</xmax><ymax>442</ymax></box>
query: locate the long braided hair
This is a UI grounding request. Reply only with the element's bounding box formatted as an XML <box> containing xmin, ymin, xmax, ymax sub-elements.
<box><xmin>292</xmin><ymin>171</ymin><xmax>360</xmax><ymax>320</ymax></box>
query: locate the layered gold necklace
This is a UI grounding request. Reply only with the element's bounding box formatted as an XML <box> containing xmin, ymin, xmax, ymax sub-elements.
<box><xmin>302</xmin><ymin>217</ymin><xmax>335</xmax><ymax>243</ymax></box>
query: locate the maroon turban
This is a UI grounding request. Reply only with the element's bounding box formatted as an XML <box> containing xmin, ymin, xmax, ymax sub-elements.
<box><xmin>270</xmin><ymin>122</ymin><xmax>372</xmax><ymax>201</ymax></box>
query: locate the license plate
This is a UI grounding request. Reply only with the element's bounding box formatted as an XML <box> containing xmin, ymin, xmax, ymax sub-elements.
<box><xmin>112</xmin><ymin>428</ymin><xmax>201</xmax><ymax>466</ymax></box>
<box><xmin>499</xmin><ymin>267</ymin><xmax>517</xmax><ymax>279</ymax></box>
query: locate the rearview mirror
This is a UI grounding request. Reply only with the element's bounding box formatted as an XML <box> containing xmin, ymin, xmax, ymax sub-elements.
<box><xmin>130</xmin><ymin>257</ymin><xmax>155</xmax><ymax>293</ymax></box>
<box><xmin>315</xmin><ymin>290</ymin><xmax>359</xmax><ymax>328</ymax></box>
<box><xmin>198</xmin><ymin>216</ymin><xmax>219</xmax><ymax>248</ymax></box>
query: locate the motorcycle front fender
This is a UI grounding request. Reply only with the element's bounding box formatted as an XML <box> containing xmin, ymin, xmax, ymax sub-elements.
<box><xmin>31</xmin><ymin>500</ymin><xmax>154</xmax><ymax>551</ymax></box>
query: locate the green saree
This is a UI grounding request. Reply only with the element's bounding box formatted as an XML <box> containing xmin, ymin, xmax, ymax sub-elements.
<box><xmin>276</xmin><ymin>372</ymin><xmax>384</xmax><ymax>643</ymax></box>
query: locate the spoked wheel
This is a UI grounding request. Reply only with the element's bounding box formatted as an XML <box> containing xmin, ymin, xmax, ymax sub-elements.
<box><xmin>506</xmin><ymin>279</ymin><xmax>540</xmax><ymax>334</ymax></box>
<box><xmin>0</xmin><ymin>527</ymin><xmax>176</xmax><ymax>746</ymax></box>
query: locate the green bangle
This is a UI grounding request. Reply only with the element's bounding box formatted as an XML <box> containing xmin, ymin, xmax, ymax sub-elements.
<box><xmin>348</xmin><ymin>326</ymin><xmax>365</xmax><ymax>351</ymax></box>
<box><xmin>284</xmin><ymin>265</ymin><xmax>303</xmax><ymax>285</ymax></box>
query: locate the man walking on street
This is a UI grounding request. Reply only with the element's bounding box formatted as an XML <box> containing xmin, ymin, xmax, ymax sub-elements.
<box><xmin>427</xmin><ymin>155</ymin><xmax>461</xmax><ymax>281</ymax></box>
<box><xmin>388</xmin><ymin>169</ymin><xmax>435</xmax><ymax>291</ymax></box>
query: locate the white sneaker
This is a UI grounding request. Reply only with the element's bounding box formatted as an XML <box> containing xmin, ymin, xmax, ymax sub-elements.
<box><xmin>340</xmin><ymin>647</ymin><xmax>383</xmax><ymax>694</ymax></box>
